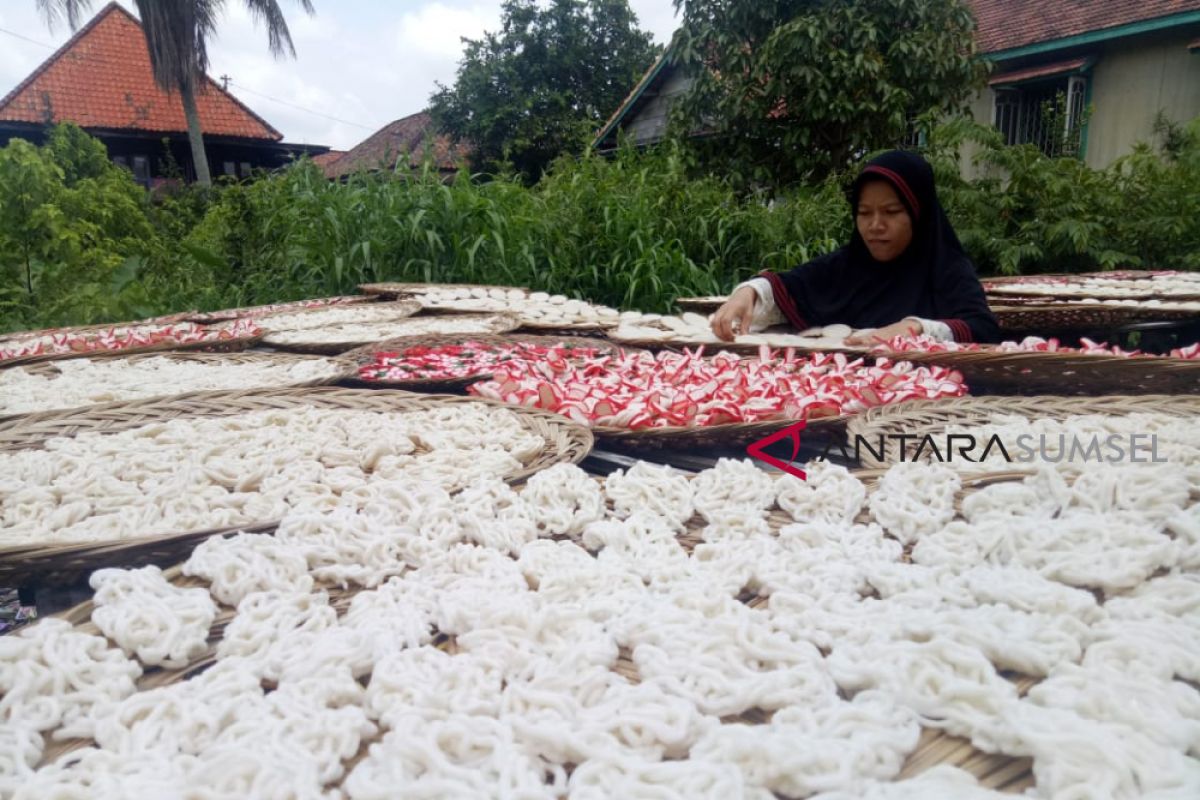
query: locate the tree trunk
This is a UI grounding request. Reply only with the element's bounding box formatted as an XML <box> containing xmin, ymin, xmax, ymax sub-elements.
<box><xmin>180</xmin><ymin>83</ymin><xmax>212</xmax><ymax>187</ymax></box>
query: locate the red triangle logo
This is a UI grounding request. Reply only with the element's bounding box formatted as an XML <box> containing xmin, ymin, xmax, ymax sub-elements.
<box><xmin>746</xmin><ymin>420</ymin><xmax>808</xmax><ymax>480</ymax></box>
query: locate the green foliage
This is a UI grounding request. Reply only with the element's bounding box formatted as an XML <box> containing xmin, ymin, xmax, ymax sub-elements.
<box><xmin>1</xmin><ymin>123</ymin><xmax>1197</xmax><ymax>334</ymax></box>
<box><xmin>922</xmin><ymin>114</ymin><xmax>1200</xmax><ymax>275</ymax></box>
<box><xmin>1105</xmin><ymin>116</ymin><xmax>1200</xmax><ymax>271</ymax></box>
<box><xmin>669</xmin><ymin>0</ymin><xmax>987</xmax><ymax>186</ymax></box>
<box><xmin>0</xmin><ymin>125</ymin><xmax>161</xmax><ymax>332</ymax></box>
<box><xmin>429</xmin><ymin>0</ymin><xmax>660</xmax><ymax>181</ymax></box>
<box><xmin>174</xmin><ymin>146</ymin><xmax>837</xmax><ymax>311</ymax></box>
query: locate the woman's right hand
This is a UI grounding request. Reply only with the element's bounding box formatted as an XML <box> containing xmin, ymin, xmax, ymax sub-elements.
<box><xmin>710</xmin><ymin>286</ymin><xmax>758</xmax><ymax>341</ymax></box>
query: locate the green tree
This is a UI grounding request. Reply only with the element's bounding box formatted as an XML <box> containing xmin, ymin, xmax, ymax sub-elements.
<box><xmin>669</xmin><ymin>0</ymin><xmax>987</xmax><ymax>186</ymax></box>
<box><xmin>0</xmin><ymin>139</ymin><xmax>63</xmax><ymax>300</ymax></box>
<box><xmin>38</xmin><ymin>0</ymin><xmax>314</xmax><ymax>187</ymax></box>
<box><xmin>0</xmin><ymin>124</ymin><xmax>159</xmax><ymax>330</ymax></box>
<box><xmin>430</xmin><ymin>0</ymin><xmax>660</xmax><ymax>180</ymax></box>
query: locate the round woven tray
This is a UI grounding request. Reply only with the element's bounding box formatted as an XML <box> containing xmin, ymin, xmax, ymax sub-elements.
<box><xmin>981</xmin><ymin>270</ymin><xmax>1181</xmax><ymax>289</ymax></box>
<box><xmin>989</xmin><ymin>284</ymin><xmax>1200</xmax><ymax>302</ymax></box>
<box><xmin>0</xmin><ymin>387</ymin><xmax>593</xmax><ymax>585</ymax></box>
<box><xmin>992</xmin><ymin>303</ymin><xmax>1200</xmax><ymax>331</ymax></box>
<box><xmin>981</xmin><ymin>273</ymin><xmax>1073</xmax><ymax>287</ymax></box>
<box><xmin>0</xmin><ymin>331</ymin><xmax>264</xmax><ymax>369</ymax></box>
<box><xmin>262</xmin><ymin>311</ymin><xmax>519</xmax><ymax>355</ymax></box>
<box><xmin>40</xmin><ymin>467</ymin><xmax>1041</xmax><ymax>793</ymax></box>
<box><xmin>992</xmin><ymin>295</ymin><xmax>1200</xmax><ymax>313</ymax></box>
<box><xmin>186</xmin><ymin>296</ymin><xmax>374</xmax><ymax>324</ymax></box>
<box><xmin>254</xmin><ymin>300</ymin><xmax>422</xmax><ymax>332</ymax></box>
<box><xmin>845</xmin><ymin>394</ymin><xmax>1200</xmax><ymax>468</ymax></box>
<box><xmin>592</xmin><ymin>411</ymin><xmax>850</xmax><ymax>453</ymax></box>
<box><xmin>341</xmin><ymin>333</ymin><xmax>639</xmax><ymax>392</ymax></box>
<box><xmin>872</xmin><ymin>348</ymin><xmax>1200</xmax><ymax>396</ymax></box>
<box><xmin>0</xmin><ymin>351</ymin><xmax>356</xmax><ymax>422</ymax></box>
<box><xmin>606</xmin><ymin>333</ymin><xmax>871</xmax><ymax>358</ymax></box>
<box><xmin>358</xmin><ymin>282</ymin><xmax>530</xmax><ymax>298</ymax></box>
<box><xmin>410</xmin><ymin>298</ymin><xmax>619</xmax><ymax>332</ymax></box>
<box><xmin>675</xmin><ymin>296</ymin><xmax>727</xmax><ymax>313</ymax></box>
<box><xmin>0</xmin><ymin>311</ymin><xmax>199</xmax><ymax>345</ymax></box>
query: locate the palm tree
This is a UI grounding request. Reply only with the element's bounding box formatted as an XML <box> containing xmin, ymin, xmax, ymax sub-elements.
<box><xmin>37</xmin><ymin>0</ymin><xmax>314</xmax><ymax>186</ymax></box>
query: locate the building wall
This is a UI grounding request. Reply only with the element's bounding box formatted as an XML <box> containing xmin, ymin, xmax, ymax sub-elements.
<box><xmin>621</xmin><ymin>67</ymin><xmax>696</xmax><ymax>146</ymax></box>
<box><xmin>959</xmin><ymin>89</ymin><xmax>998</xmax><ymax>178</ymax></box>
<box><xmin>967</xmin><ymin>29</ymin><xmax>1200</xmax><ymax>172</ymax></box>
<box><xmin>1083</xmin><ymin>31</ymin><xmax>1200</xmax><ymax>167</ymax></box>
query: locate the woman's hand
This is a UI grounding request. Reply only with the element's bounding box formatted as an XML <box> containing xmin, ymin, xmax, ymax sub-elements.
<box><xmin>844</xmin><ymin>319</ymin><xmax>922</xmax><ymax>346</ymax></box>
<box><xmin>710</xmin><ymin>286</ymin><xmax>758</xmax><ymax>341</ymax></box>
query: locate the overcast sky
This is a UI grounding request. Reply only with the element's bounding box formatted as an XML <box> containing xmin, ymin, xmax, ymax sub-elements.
<box><xmin>0</xmin><ymin>1</ymin><xmax>679</xmax><ymax>150</ymax></box>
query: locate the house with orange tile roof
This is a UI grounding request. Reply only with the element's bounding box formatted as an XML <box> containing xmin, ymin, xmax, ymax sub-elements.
<box><xmin>594</xmin><ymin>1</ymin><xmax>1200</xmax><ymax>169</ymax></box>
<box><xmin>320</xmin><ymin>111</ymin><xmax>468</xmax><ymax>181</ymax></box>
<box><xmin>0</xmin><ymin>2</ymin><xmax>329</xmax><ymax>186</ymax></box>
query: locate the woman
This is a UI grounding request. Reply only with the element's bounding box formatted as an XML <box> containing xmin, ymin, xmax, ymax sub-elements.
<box><xmin>711</xmin><ymin>150</ymin><xmax>1000</xmax><ymax>345</ymax></box>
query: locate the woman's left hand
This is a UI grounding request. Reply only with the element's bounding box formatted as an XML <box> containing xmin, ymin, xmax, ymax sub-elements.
<box><xmin>844</xmin><ymin>319</ymin><xmax>922</xmax><ymax>346</ymax></box>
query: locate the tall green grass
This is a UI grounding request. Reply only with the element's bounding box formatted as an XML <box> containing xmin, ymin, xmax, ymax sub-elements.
<box><xmin>2</xmin><ymin>121</ymin><xmax>1198</xmax><ymax>333</ymax></box>
<box><xmin>179</xmin><ymin>144</ymin><xmax>849</xmax><ymax>314</ymax></box>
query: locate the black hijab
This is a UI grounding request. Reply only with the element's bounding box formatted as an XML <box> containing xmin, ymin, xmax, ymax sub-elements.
<box><xmin>760</xmin><ymin>150</ymin><xmax>1000</xmax><ymax>343</ymax></box>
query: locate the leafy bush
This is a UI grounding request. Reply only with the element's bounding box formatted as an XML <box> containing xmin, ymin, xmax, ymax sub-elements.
<box><xmin>0</xmin><ymin>125</ymin><xmax>162</xmax><ymax>332</ymax></box>
<box><xmin>670</xmin><ymin>0</ymin><xmax>986</xmax><ymax>186</ymax></box>
<box><xmin>1</xmin><ymin>121</ymin><xmax>1196</xmax><ymax>333</ymax></box>
<box><xmin>176</xmin><ymin>144</ymin><xmax>847</xmax><ymax>313</ymax></box>
<box><xmin>923</xmin><ymin>115</ymin><xmax>1200</xmax><ymax>275</ymax></box>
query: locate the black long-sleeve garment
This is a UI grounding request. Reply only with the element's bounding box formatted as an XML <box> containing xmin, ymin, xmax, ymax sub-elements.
<box><xmin>758</xmin><ymin>150</ymin><xmax>1001</xmax><ymax>344</ymax></box>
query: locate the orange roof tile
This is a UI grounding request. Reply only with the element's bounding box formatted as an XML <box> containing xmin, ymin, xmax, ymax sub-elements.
<box><xmin>968</xmin><ymin>0</ymin><xmax>1200</xmax><ymax>56</ymax></box>
<box><xmin>311</xmin><ymin>150</ymin><xmax>345</xmax><ymax>169</ymax></box>
<box><xmin>0</xmin><ymin>2</ymin><xmax>281</xmax><ymax>140</ymax></box>
<box><xmin>988</xmin><ymin>56</ymin><xmax>1092</xmax><ymax>85</ymax></box>
<box><xmin>323</xmin><ymin>112</ymin><xmax>467</xmax><ymax>178</ymax></box>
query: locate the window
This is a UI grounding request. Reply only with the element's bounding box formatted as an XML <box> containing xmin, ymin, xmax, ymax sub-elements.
<box><xmin>112</xmin><ymin>155</ymin><xmax>129</xmax><ymax>169</ymax></box>
<box><xmin>239</xmin><ymin>162</ymin><xmax>253</xmax><ymax>177</ymax></box>
<box><xmin>898</xmin><ymin>117</ymin><xmax>924</xmax><ymax>149</ymax></box>
<box><xmin>131</xmin><ymin>156</ymin><xmax>151</xmax><ymax>186</ymax></box>
<box><xmin>993</xmin><ymin>75</ymin><xmax>1088</xmax><ymax>158</ymax></box>
<box><xmin>223</xmin><ymin>161</ymin><xmax>238</xmax><ymax>176</ymax></box>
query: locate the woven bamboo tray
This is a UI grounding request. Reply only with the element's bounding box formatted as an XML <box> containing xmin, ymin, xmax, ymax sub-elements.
<box><xmin>592</xmin><ymin>411</ymin><xmax>850</xmax><ymax>453</ymax></box>
<box><xmin>341</xmin><ymin>333</ymin><xmax>639</xmax><ymax>392</ymax></box>
<box><xmin>992</xmin><ymin>295</ymin><xmax>1200</xmax><ymax>314</ymax></box>
<box><xmin>0</xmin><ymin>351</ymin><xmax>356</xmax><ymax>422</ymax></box>
<box><xmin>408</xmin><ymin>300</ymin><xmax>618</xmax><ymax>333</ymax></box>
<box><xmin>0</xmin><ymin>387</ymin><xmax>592</xmax><ymax>585</ymax></box>
<box><xmin>0</xmin><ymin>330</ymin><xmax>264</xmax><ymax>369</ymax></box>
<box><xmin>517</xmin><ymin>320</ymin><xmax>619</xmax><ymax>335</ymax></box>
<box><xmin>0</xmin><ymin>311</ymin><xmax>199</xmax><ymax>345</ymax></box>
<box><xmin>845</xmin><ymin>394</ymin><xmax>1200</xmax><ymax>468</ymax></box>
<box><xmin>607</xmin><ymin>332</ymin><xmax>872</xmax><ymax>357</ymax></box>
<box><xmin>989</xmin><ymin>285</ymin><xmax>1200</xmax><ymax>302</ymax></box>
<box><xmin>992</xmin><ymin>303</ymin><xmax>1200</xmax><ymax>331</ymax></box>
<box><xmin>675</xmin><ymin>296</ymin><xmax>727</xmax><ymax>313</ymax></box>
<box><xmin>872</xmin><ymin>348</ymin><xmax>1200</xmax><ymax>396</ymax></box>
<box><xmin>981</xmin><ymin>270</ymin><xmax>1181</xmax><ymax>289</ymax></box>
<box><xmin>254</xmin><ymin>300</ymin><xmax>422</xmax><ymax>332</ymax></box>
<box><xmin>358</xmin><ymin>282</ymin><xmax>529</xmax><ymax>298</ymax></box>
<box><xmin>38</xmin><ymin>468</ymin><xmax>1039</xmax><ymax>793</ymax></box>
<box><xmin>186</xmin><ymin>296</ymin><xmax>374</xmax><ymax>324</ymax></box>
<box><xmin>981</xmin><ymin>273</ymin><xmax>1072</xmax><ymax>287</ymax></box>
<box><xmin>262</xmin><ymin>311</ymin><xmax>518</xmax><ymax>355</ymax></box>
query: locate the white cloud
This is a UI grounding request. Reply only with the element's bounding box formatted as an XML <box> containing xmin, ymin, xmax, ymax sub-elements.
<box><xmin>395</xmin><ymin>3</ymin><xmax>500</xmax><ymax>60</ymax></box>
<box><xmin>0</xmin><ymin>0</ymin><xmax>679</xmax><ymax>150</ymax></box>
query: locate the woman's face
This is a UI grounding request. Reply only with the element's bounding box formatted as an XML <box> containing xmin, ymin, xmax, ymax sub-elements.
<box><xmin>856</xmin><ymin>180</ymin><xmax>914</xmax><ymax>263</ymax></box>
